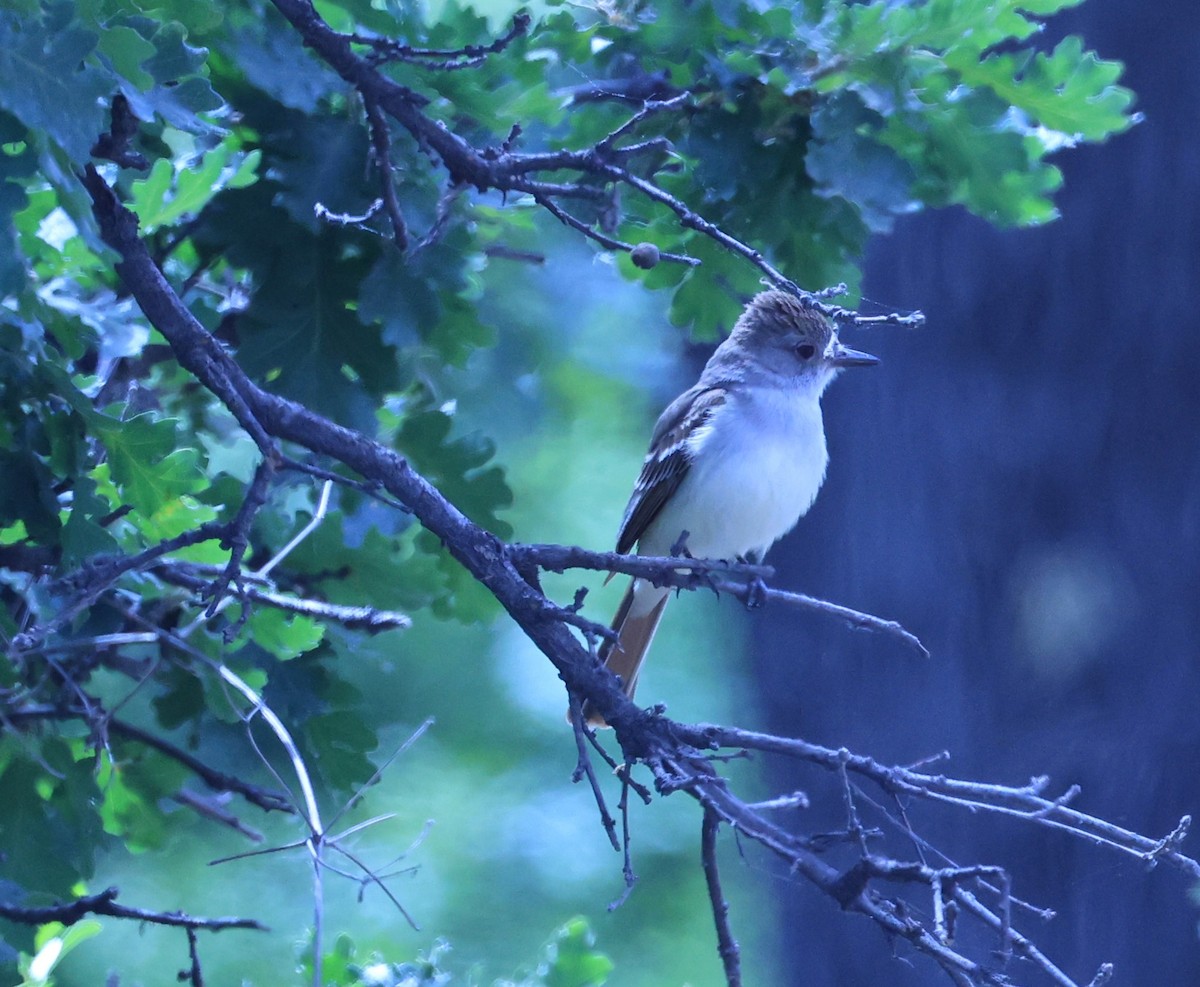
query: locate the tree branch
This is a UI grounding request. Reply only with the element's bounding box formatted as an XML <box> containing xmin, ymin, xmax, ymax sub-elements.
<box><xmin>156</xmin><ymin>562</ymin><xmax>412</xmax><ymax>632</ymax></box>
<box><xmin>351</xmin><ymin>11</ymin><xmax>531</xmax><ymax>70</ymax></box>
<box><xmin>509</xmin><ymin>542</ymin><xmax>929</xmax><ymax>658</ymax></box>
<box><xmin>262</xmin><ymin>0</ymin><xmax>923</xmax><ymax>323</ymax></box>
<box><xmin>670</xmin><ymin>722</ymin><xmax>1200</xmax><ymax>882</ymax></box>
<box><xmin>0</xmin><ymin>886</ymin><xmax>265</xmax><ymax>931</ymax></box>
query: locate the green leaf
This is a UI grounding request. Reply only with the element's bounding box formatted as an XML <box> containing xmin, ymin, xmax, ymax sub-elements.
<box><xmin>129</xmin><ymin>142</ymin><xmax>260</xmax><ymax>232</ymax></box>
<box><xmin>0</xmin><ymin>737</ymin><xmax>105</xmax><ymax>897</ymax></box>
<box><xmin>230</xmin><ymin>22</ymin><xmax>346</xmax><ymax>113</ymax></box>
<box><xmin>540</xmin><ymin>918</ymin><xmax>613</xmax><ymax>987</ymax></box>
<box><xmin>23</xmin><ymin>919</ymin><xmax>103</xmax><ymax>985</ymax></box>
<box><xmin>0</xmin><ymin>112</ymin><xmax>35</xmax><ymax>295</ymax></box>
<box><xmin>60</xmin><ymin>476</ymin><xmax>118</xmax><ymax>564</ymax></box>
<box><xmin>97</xmin><ymin>23</ymin><xmax>157</xmax><ymax>90</ymax></box>
<box><xmin>304</xmin><ymin>710</ymin><xmax>378</xmax><ymax>792</ymax></box>
<box><xmin>195</xmin><ymin>179</ymin><xmax>401</xmax><ymax>427</ymax></box>
<box><xmin>951</xmin><ymin>36</ymin><xmax>1139</xmax><ymax>142</ymax></box>
<box><xmin>119</xmin><ymin>18</ymin><xmax>224</xmax><ymax>130</ymax></box>
<box><xmin>243</xmin><ymin>608</ymin><xmax>326</xmax><ymax>661</ymax></box>
<box><xmin>806</xmin><ymin>93</ymin><xmax>918</xmax><ymax>233</ymax></box>
<box><xmin>881</xmin><ymin>84</ymin><xmax>1063</xmax><ymax>226</ymax></box>
<box><xmin>151</xmin><ymin>666</ymin><xmax>207</xmax><ymax>729</ymax></box>
<box><xmin>96</xmin><ymin>746</ymin><xmax>186</xmax><ymax>852</ymax></box>
<box><xmin>0</xmin><ymin>448</ymin><xmax>61</xmax><ymax>543</ymax></box>
<box><xmin>395</xmin><ymin>409</ymin><xmax>513</xmax><ymax>538</ymax></box>
<box><xmin>54</xmin><ymin>919</ymin><xmax>103</xmax><ymax>957</ymax></box>
<box><xmin>0</xmin><ymin>8</ymin><xmax>112</xmax><ymax>163</ymax></box>
<box><xmin>92</xmin><ymin>413</ymin><xmax>207</xmax><ymax>516</ymax></box>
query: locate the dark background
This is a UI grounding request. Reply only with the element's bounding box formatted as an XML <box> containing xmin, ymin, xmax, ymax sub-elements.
<box><xmin>756</xmin><ymin>1</ymin><xmax>1200</xmax><ymax>983</ymax></box>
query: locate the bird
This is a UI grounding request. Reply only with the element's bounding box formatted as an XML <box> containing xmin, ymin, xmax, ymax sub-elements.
<box><xmin>583</xmin><ymin>289</ymin><xmax>878</xmax><ymax>726</ymax></box>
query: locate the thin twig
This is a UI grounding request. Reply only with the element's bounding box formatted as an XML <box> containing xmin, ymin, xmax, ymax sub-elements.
<box><xmin>352</xmin><ymin>11</ymin><xmax>530</xmax><ymax>70</ymax></box>
<box><xmin>0</xmin><ymin>887</ymin><xmax>265</xmax><ymax>931</ymax></box>
<box><xmin>597</xmin><ymin>93</ymin><xmax>690</xmax><ymax>154</ymax></box>
<box><xmin>109</xmin><ymin>717</ymin><xmax>294</xmax><ymax>814</ymax></box>
<box><xmin>157</xmin><ymin>563</ymin><xmax>412</xmax><ymax>632</ymax></box>
<box><xmin>278</xmin><ymin>456</ymin><xmax>412</xmax><ymax>513</ymax></box>
<box><xmin>24</xmin><ymin>522</ymin><xmax>228</xmax><ymax>647</ymax></box>
<box><xmin>364</xmin><ymin>95</ymin><xmax>409</xmax><ymax>248</ymax></box>
<box><xmin>701</xmin><ymin>809</ymin><xmax>741</xmax><ymax>987</ymax></box>
<box><xmin>171</xmin><ymin>789</ymin><xmax>265</xmax><ymax>842</ymax></box>
<box><xmin>673</xmin><ymin>722</ymin><xmax>1200</xmax><ymax>882</ymax></box>
<box><xmin>324</xmin><ymin>717</ymin><xmax>434</xmax><ymax>833</ymax></box>
<box><xmin>531</xmin><ymin>191</ymin><xmax>699</xmax><ymax>267</ymax></box>
<box><xmin>184</xmin><ymin>927</ymin><xmax>204</xmax><ymax>987</ymax></box>
<box><xmin>327</xmin><ymin>842</ymin><xmax>419</xmax><ymax>931</ymax></box>
<box><xmin>510</xmin><ymin>543</ymin><xmax>928</xmax><ymax>658</ymax></box>
<box><xmin>568</xmin><ymin>695</ymin><xmax>619</xmax><ymax>852</ymax></box>
<box><xmin>205</xmin><ymin>457</ymin><xmax>277</xmax><ymax>618</ymax></box>
<box><xmin>315</xmin><ymin>199</ymin><xmax>383</xmax><ymax>226</ymax></box>
<box><xmin>607</xmin><ymin>764</ymin><xmax>638</xmax><ymax>911</ymax></box>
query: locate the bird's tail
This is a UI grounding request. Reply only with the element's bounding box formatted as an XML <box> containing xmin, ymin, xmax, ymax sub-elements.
<box><xmin>581</xmin><ymin>580</ymin><xmax>670</xmax><ymax>727</ymax></box>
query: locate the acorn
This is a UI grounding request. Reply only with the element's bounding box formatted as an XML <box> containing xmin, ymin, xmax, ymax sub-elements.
<box><xmin>630</xmin><ymin>242</ymin><xmax>660</xmax><ymax>270</ymax></box>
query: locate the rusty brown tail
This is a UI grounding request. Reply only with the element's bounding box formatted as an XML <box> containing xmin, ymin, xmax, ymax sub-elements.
<box><xmin>580</xmin><ymin>581</ymin><xmax>670</xmax><ymax>727</ymax></box>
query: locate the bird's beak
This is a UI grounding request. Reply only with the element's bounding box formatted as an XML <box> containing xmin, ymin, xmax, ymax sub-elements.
<box><xmin>829</xmin><ymin>342</ymin><xmax>879</xmax><ymax>368</ymax></box>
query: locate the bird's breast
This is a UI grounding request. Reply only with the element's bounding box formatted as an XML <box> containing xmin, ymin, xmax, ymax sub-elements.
<box><xmin>641</xmin><ymin>387</ymin><xmax>829</xmax><ymax>560</ymax></box>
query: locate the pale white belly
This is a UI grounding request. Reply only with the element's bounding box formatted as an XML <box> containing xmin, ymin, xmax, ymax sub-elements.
<box><xmin>639</xmin><ymin>387</ymin><xmax>829</xmax><ymax>561</ymax></box>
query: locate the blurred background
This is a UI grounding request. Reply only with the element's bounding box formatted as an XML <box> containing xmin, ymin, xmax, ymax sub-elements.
<box><xmin>759</xmin><ymin>1</ymin><xmax>1200</xmax><ymax>983</ymax></box>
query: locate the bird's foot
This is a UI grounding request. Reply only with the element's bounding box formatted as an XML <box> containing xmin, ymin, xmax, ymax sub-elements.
<box><xmin>744</xmin><ymin>575</ymin><xmax>768</xmax><ymax>609</ymax></box>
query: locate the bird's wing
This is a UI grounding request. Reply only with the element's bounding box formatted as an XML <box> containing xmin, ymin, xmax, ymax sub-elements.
<box><xmin>615</xmin><ymin>385</ymin><xmax>728</xmax><ymax>554</ymax></box>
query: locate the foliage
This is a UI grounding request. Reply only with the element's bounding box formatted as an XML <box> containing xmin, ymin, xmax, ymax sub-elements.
<box><xmin>0</xmin><ymin>0</ymin><xmax>1136</xmax><ymax>984</ymax></box>
<box><xmin>302</xmin><ymin>919</ymin><xmax>610</xmax><ymax>987</ymax></box>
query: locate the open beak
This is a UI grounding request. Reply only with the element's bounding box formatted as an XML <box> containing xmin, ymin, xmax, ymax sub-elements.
<box><xmin>829</xmin><ymin>342</ymin><xmax>879</xmax><ymax>368</ymax></box>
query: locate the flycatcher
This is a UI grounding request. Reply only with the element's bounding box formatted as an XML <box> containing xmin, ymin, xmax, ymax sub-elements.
<box><xmin>585</xmin><ymin>289</ymin><xmax>877</xmax><ymax>725</ymax></box>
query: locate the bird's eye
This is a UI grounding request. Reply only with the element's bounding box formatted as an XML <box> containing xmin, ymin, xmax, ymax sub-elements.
<box><xmin>795</xmin><ymin>343</ymin><xmax>816</xmax><ymax>359</ymax></box>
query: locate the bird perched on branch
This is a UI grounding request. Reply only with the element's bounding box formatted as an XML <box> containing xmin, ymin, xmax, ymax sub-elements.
<box><xmin>583</xmin><ymin>290</ymin><xmax>878</xmax><ymax>726</ymax></box>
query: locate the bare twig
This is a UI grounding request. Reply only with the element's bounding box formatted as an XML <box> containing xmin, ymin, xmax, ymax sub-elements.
<box><xmin>324</xmin><ymin>718</ymin><xmax>434</xmax><ymax>834</ymax></box>
<box><xmin>262</xmin><ymin>0</ymin><xmax>921</xmax><ymax>323</ymax></box>
<box><xmin>183</xmin><ymin>928</ymin><xmax>204</xmax><ymax>987</ymax></box>
<box><xmin>671</xmin><ymin>724</ymin><xmax>1200</xmax><ymax>883</ymax></box>
<box><xmin>0</xmin><ymin>887</ymin><xmax>265</xmax><ymax>931</ymax></box>
<box><xmin>109</xmin><ymin>717</ymin><xmax>294</xmax><ymax>814</ymax></box>
<box><xmin>531</xmin><ymin>191</ymin><xmax>699</xmax><ymax>267</ymax></box>
<box><xmin>701</xmin><ymin>809</ymin><xmax>741</xmax><ymax>987</ymax></box>
<box><xmin>157</xmin><ymin>562</ymin><xmax>411</xmax><ymax>632</ymax></box>
<box><xmin>91</xmin><ymin>93</ymin><xmax>149</xmax><ymax>170</ymax></box>
<box><xmin>352</xmin><ymin>11</ymin><xmax>531</xmax><ymax>70</ymax></box>
<box><xmin>18</xmin><ymin>521</ymin><xmax>228</xmax><ymax>649</ymax></box>
<box><xmin>363</xmin><ymin>95</ymin><xmax>410</xmax><ymax>248</ymax></box>
<box><xmin>327</xmin><ymin>842</ymin><xmax>419</xmax><ymax>931</ymax></box>
<box><xmin>278</xmin><ymin>456</ymin><xmax>412</xmax><ymax>513</ymax></box>
<box><xmin>214</xmin><ymin>660</ymin><xmax>326</xmax><ymax>987</ymax></box>
<box><xmin>411</xmin><ymin>181</ymin><xmax>464</xmax><ymax>252</ymax></box>
<box><xmin>597</xmin><ymin>93</ymin><xmax>690</xmax><ymax>154</ymax></box>
<box><xmin>607</xmin><ymin>765</ymin><xmax>638</xmax><ymax>911</ymax></box>
<box><xmin>509</xmin><ymin>542</ymin><xmax>928</xmax><ymax>657</ymax></box>
<box><xmin>568</xmin><ymin>695</ymin><xmax>620</xmax><ymax>853</ymax></box>
<box><xmin>205</xmin><ymin>457</ymin><xmax>277</xmax><ymax>618</ymax></box>
<box><xmin>315</xmin><ymin>199</ymin><xmax>384</xmax><ymax>227</ymax></box>
<box><xmin>171</xmin><ymin>789</ymin><xmax>265</xmax><ymax>841</ymax></box>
